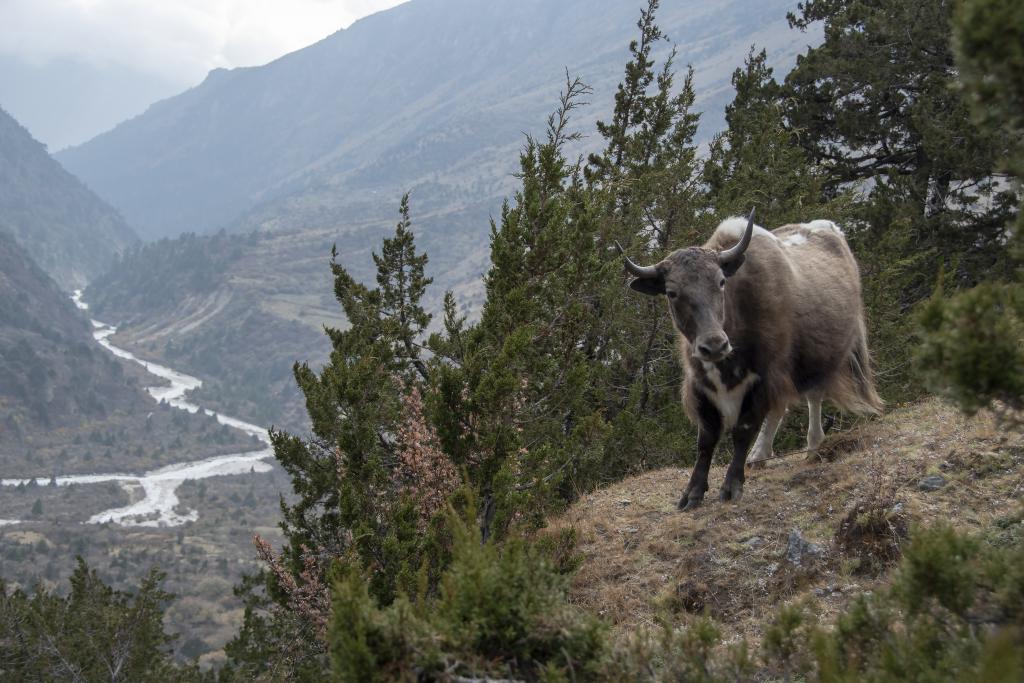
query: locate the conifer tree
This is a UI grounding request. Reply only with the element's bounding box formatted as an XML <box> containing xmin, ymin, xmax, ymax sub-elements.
<box><xmin>704</xmin><ymin>47</ymin><xmax>836</xmax><ymax>225</ymax></box>
<box><xmin>424</xmin><ymin>3</ymin><xmax>707</xmax><ymax>542</ymax></box>
<box><xmin>427</xmin><ymin>75</ymin><xmax>614</xmax><ymax>539</ymax></box>
<box><xmin>916</xmin><ymin>0</ymin><xmax>1024</xmax><ymax>417</ymax></box>
<box><xmin>228</xmin><ymin>196</ymin><xmax>442</xmax><ymax>674</ymax></box>
<box><xmin>0</xmin><ymin>558</ymin><xmax>189</xmax><ymax>681</ymax></box>
<box><xmin>785</xmin><ymin>0</ymin><xmax>1018</xmax><ymax>283</ymax></box>
<box><xmin>584</xmin><ymin>0</ymin><xmax>704</xmax><ymax>456</ymax></box>
<box><xmin>783</xmin><ymin>0</ymin><xmax>1020</xmax><ymax>400</ymax></box>
<box><xmin>586</xmin><ymin>0</ymin><xmax>703</xmax><ymax>252</ymax></box>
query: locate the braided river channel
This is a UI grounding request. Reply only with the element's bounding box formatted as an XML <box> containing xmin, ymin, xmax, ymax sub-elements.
<box><xmin>0</xmin><ymin>292</ymin><xmax>274</xmax><ymax>527</ymax></box>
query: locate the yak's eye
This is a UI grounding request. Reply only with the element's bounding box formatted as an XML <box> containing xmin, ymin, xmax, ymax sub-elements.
<box><xmin>666</xmin><ymin>290</ymin><xmax>678</xmax><ymax>299</ymax></box>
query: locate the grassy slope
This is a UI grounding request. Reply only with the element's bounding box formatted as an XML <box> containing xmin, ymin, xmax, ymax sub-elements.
<box><xmin>551</xmin><ymin>399</ymin><xmax>1024</xmax><ymax>647</ymax></box>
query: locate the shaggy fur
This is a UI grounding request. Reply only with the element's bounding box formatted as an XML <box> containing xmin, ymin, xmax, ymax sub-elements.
<box><xmin>624</xmin><ymin>216</ymin><xmax>882</xmax><ymax>510</ymax></box>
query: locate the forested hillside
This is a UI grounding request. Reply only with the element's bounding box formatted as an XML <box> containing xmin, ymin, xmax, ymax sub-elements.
<box><xmin>0</xmin><ymin>108</ymin><xmax>136</xmax><ymax>290</ymax></box>
<box><xmin>86</xmin><ymin>230</ymin><xmax>342</xmax><ymax>432</ymax></box>
<box><xmin>4</xmin><ymin>0</ymin><xmax>1023</xmax><ymax>679</ymax></box>
<box><xmin>0</xmin><ymin>230</ymin><xmax>138</xmax><ymax>432</ymax></box>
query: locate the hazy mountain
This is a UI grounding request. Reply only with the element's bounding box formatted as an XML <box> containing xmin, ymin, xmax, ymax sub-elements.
<box><xmin>58</xmin><ymin>0</ymin><xmax>817</xmax><ymax>244</ymax></box>
<box><xmin>0</xmin><ymin>107</ymin><xmax>138</xmax><ymax>290</ymax></box>
<box><xmin>0</xmin><ymin>55</ymin><xmax>184</xmax><ymax>152</ymax></box>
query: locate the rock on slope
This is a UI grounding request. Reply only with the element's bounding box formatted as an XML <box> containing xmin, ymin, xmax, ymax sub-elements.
<box><xmin>550</xmin><ymin>399</ymin><xmax>1024</xmax><ymax>645</ymax></box>
<box><xmin>0</xmin><ymin>107</ymin><xmax>137</xmax><ymax>291</ymax></box>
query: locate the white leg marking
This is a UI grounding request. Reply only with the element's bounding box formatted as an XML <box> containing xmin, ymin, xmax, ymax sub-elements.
<box><xmin>749</xmin><ymin>408</ymin><xmax>785</xmax><ymax>463</ymax></box>
<box><xmin>807</xmin><ymin>393</ymin><xmax>825</xmax><ymax>456</ymax></box>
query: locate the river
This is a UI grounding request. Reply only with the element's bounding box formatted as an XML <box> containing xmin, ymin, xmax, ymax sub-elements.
<box><xmin>0</xmin><ymin>291</ymin><xmax>274</xmax><ymax>527</ymax></box>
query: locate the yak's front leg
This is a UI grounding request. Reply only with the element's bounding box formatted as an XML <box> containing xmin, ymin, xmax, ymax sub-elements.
<box><xmin>721</xmin><ymin>407</ymin><xmax>765</xmax><ymax>502</ymax></box>
<box><xmin>679</xmin><ymin>401</ymin><xmax>721</xmax><ymax>511</ymax></box>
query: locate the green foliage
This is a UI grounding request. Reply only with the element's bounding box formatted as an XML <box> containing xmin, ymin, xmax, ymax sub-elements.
<box><xmin>915</xmin><ymin>0</ymin><xmax>1024</xmax><ymax>417</ymax></box>
<box><xmin>953</xmin><ymin>0</ymin><xmax>1024</xmax><ymax>177</ymax></box>
<box><xmin>327</xmin><ymin>500</ymin><xmax>606</xmax><ymax>682</ymax></box>
<box><xmin>763</xmin><ymin>602</ymin><xmax>814</xmax><ymax>681</ymax></box>
<box><xmin>226</xmin><ymin>196</ymin><xmax>448</xmax><ymax>676</ymax></box>
<box><xmin>917</xmin><ymin>281</ymin><xmax>1024</xmax><ymax>415</ymax></box>
<box><xmin>0</xmin><ymin>558</ymin><xmax>197</xmax><ymax>682</ymax></box>
<box><xmin>704</xmin><ymin>47</ymin><xmax>842</xmax><ymax>226</ymax></box>
<box><xmin>87</xmin><ymin>231</ymin><xmax>249</xmax><ymax>316</ymax></box>
<box><xmin>421</xmin><ymin>2</ymin><xmax>710</xmax><ymax>544</ymax></box>
<box><xmin>603</xmin><ymin>617</ymin><xmax>754</xmax><ymax>682</ymax></box>
<box><xmin>810</xmin><ymin>524</ymin><xmax>1024</xmax><ymax>683</ymax></box>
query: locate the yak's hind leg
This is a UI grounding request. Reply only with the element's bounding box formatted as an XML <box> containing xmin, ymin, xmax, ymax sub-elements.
<box><xmin>747</xmin><ymin>407</ymin><xmax>785</xmax><ymax>469</ymax></box>
<box><xmin>805</xmin><ymin>391</ymin><xmax>825</xmax><ymax>461</ymax></box>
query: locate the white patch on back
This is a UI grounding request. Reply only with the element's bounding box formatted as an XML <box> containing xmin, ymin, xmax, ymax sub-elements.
<box><xmin>700</xmin><ymin>363</ymin><xmax>759</xmax><ymax>429</ymax></box>
<box><xmin>715</xmin><ymin>217</ymin><xmax>779</xmax><ymax>243</ymax></box>
<box><xmin>804</xmin><ymin>219</ymin><xmax>843</xmax><ymax>235</ymax></box>
<box><xmin>782</xmin><ymin>232</ymin><xmax>808</xmax><ymax>247</ymax></box>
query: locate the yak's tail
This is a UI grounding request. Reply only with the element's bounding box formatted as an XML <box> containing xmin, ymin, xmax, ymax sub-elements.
<box><xmin>826</xmin><ymin>317</ymin><xmax>884</xmax><ymax>415</ymax></box>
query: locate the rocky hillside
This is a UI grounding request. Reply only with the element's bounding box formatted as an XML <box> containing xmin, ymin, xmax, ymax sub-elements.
<box><xmin>0</xmin><ymin>107</ymin><xmax>137</xmax><ymax>290</ymax></box>
<box><xmin>551</xmin><ymin>399</ymin><xmax>1024</xmax><ymax>646</ymax></box>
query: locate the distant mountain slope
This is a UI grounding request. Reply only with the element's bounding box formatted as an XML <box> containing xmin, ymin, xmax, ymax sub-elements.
<box><xmin>58</xmin><ymin>0</ymin><xmax>816</xmax><ymax>243</ymax></box>
<box><xmin>86</xmin><ymin>229</ymin><xmax>343</xmax><ymax>432</ymax></box>
<box><xmin>0</xmin><ymin>230</ymin><xmax>138</xmax><ymax>432</ymax></box>
<box><xmin>79</xmin><ymin>0</ymin><xmax>820</xmax><ymax>431</ymax></box>
<box><xmin>0</xmin><ymin>107</ymin><xmax>137</xmax><ymax>290</ymax></box>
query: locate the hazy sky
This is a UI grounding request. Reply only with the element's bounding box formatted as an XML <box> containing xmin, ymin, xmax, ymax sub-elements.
<box><xmin>0</xmin><ymin>0</ymin><xmax>410</xmax><ymax>149</ymax></box>
<box><xmin>0</xmin><ymin>0</ymin><xmax>411</xmax><ymax>85</ymax></box>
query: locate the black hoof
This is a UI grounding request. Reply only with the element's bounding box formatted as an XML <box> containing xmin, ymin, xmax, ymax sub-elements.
<box><xmin>678</xmin><ymin>495</ymin><xmax>703</xmax><ymax>512</ymax></box>
<box><xmin>719</xmin><ymin>479</ymin><xmax>743</xmax><ymax>503</ymax></box>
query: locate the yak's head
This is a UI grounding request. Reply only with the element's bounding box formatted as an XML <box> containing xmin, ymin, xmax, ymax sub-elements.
<box><xmin>617</xmin><ymin>210</ymin><xmax>755</xmax><ymax>363</ymax></box>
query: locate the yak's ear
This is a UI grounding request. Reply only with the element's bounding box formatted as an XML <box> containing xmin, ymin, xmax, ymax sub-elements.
<box><xmin>720</xmin><ymin>254</ymin><xmax>746</xmax><ymax>278</ymax></box>
<box><xmin>629</xmin><ymin>275</ymin><xmax>665</xmax><ymax>296</ymax></box>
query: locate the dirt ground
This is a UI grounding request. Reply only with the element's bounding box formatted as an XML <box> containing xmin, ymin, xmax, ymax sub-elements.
<box><xmin>549</xmin><ymin>399</ymin><xmax>1024</xmax><ymax>647</ymax></box>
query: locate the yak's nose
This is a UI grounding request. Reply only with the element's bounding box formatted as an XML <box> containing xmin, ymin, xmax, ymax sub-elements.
<box><xmin>696</xmin><ymin>334</ymin><xmax>731</xmax><ymax>361</ymax></box>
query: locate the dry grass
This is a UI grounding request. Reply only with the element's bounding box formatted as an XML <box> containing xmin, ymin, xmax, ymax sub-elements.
<box><xmin>548</xmin><ymin>399</ymin><xmax>1024</xmax><ymax>647</ymax></box>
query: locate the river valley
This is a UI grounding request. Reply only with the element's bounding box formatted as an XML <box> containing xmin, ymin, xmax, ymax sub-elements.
<box><xmin>0</xmin><ymin>292</ymin><xmax>275</xmax><ymax>527</ymax></box>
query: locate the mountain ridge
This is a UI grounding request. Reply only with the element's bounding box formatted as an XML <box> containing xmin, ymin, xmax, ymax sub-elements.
<box><xmin>58</xmin><ymin>0</ymin><xmax>816</xmax><ymax>244</ymax></box>
<box><xmin>0</xmin><ymin>107</ymin><xmax>137</xmax><ymax>290</ymax></box>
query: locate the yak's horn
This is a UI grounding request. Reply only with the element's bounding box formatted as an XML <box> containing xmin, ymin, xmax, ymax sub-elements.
<box><xmin>718</xmin><ymin>207</ymin><xmax>756</xmax><ymax>265</ymax></box>
<box><xmin>615</xmin><ymin>241</ymin><xmax>659</xmax><ymax>279</ymax></box>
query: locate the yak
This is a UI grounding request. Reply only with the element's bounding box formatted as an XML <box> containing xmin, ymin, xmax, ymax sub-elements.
<box><xmin>618</xmin><ymin>210</ymin><xmax>882</xmax><ymax>510</ymax></box>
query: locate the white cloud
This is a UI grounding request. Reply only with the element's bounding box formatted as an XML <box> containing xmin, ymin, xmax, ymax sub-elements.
<box><xmin>0</xmin><ymin>0</ymin><xmax>410</xmax><ymax>86</ymax></box>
